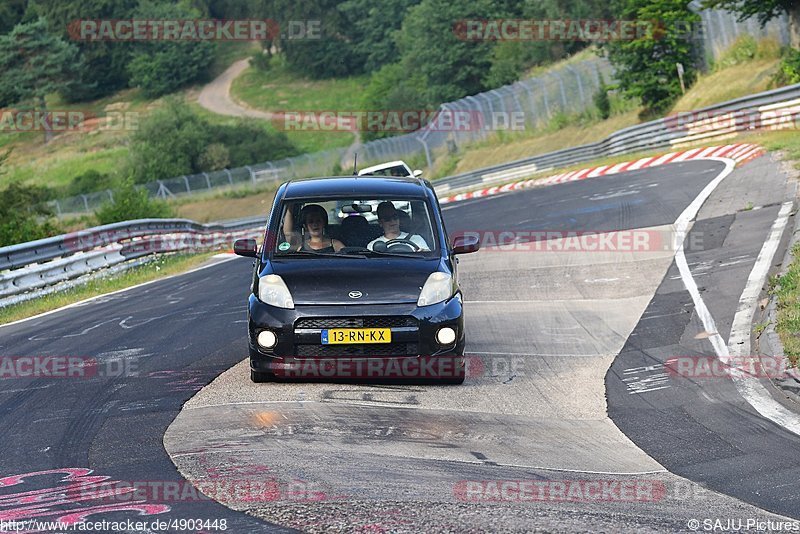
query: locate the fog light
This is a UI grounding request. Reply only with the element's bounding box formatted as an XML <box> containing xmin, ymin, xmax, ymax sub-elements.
<box><xmin>257</xmin><ymin>330</ymin><xmax>277</xmax><ymax>349</ymax></box>
<box><xmin>436</xmin><ymin>327</ymin><xmax>456</xmax><ymax>345</ymax></box>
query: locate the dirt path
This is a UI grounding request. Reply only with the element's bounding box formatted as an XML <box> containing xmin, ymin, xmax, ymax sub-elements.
<box><xmin>196</xmin><ymin>58</ymin><xmax>362</xmax><ymax>167</ymax></box>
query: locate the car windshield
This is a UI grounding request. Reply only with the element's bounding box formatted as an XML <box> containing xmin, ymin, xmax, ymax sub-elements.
<box><xmin>274</xmin><ymin>197</ymin><xmax>438</xmax><ymax>257</ymax></box>
<box><xmin>359</xmin><ymin>165</ymin><xmax>409</xmax><ymax>177</ymax></box>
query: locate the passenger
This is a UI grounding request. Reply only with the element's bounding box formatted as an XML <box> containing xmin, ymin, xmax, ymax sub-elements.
<box><xmin>284</xmin><ymin>204</ymin><xmax>344</xmax><ymax>252</ymax></box>
<box><xmin>367</xmin><ymin>201</ymin><xmax>429</xmax><ymax>251</ymax></box>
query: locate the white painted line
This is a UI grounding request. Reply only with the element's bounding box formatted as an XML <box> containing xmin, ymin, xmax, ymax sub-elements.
<box><xmin>673</xmin><ymin>165</ymin><xmax>800</xmax><ymax>436</ymax></box>
<box><xmin>725</xmin><ymin>201</ymin><xmax>800</xmax><ymax>434</ymax></box>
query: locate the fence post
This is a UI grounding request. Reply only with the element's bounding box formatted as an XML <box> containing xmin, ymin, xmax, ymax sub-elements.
<box><xmin>417</xmin><ymin>138</ymin><xmax>433</xmax><ymax>169</ymax></box>
<box><xmin>182</xmin><ymin>176</ymin><xmax>190</xmax><ymax>194</ymax></box>
<box><xmin>225</xmin><ymin>169</ymin><xmax>233</xmax><ymax>185</ymax></box>
<box><xmin>204</xmin><ymin>172</ymin><xmax>211</xmax><ymax>189</ymax></box>
<box><xmin>81</xmin><ymin>194</ymin><xmax>89</xmax><ymax>213</ymax></box>
<box><xmin>246</xmin><ymin>165</ymin><xmax>255</xmax><ymax>184</ymax></box>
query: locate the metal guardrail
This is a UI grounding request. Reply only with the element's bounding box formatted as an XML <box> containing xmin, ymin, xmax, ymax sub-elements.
<box><xmin>434</xmin><ymin>83</ymin><xmax>800</xmax><ymax>196</ymax></box>
<box><xmin>2</xmin><ymin>82</ymin><xmax>799</xmax><ymax>306</ymax></box>
<box><xmin>0</xmin><ymin>216</ymin><xmax>266</xmax><ymax>304</ymax></box>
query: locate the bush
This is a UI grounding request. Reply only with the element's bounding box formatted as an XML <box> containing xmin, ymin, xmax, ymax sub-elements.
<box><xmin>773</xmin><ymin>49</ymin><xmax>800</xmax><ymax>86</ymax></box>
<box><xmin>129</xmin><ymin>99</ymin><xmax>210</xmax><ymax>183</ymax></box>
<box><xmin>95</xmin><ymin>180</ymin><xmax>173</xmax><ymax>225</ymax></box>
<box><xmin>0</xmin><ymin>182</ymin><xmax>61</xmax><ymax>247</ymax></box>
<box><xmin>129</xmin><ymin>100</ymin><xmax>300</xmax><ymax>183</ymax></box>
<box><xmin>593</xmin><ymin>78</ymin><xmax>611</xmax><ymax>120</ymax></box>
<box><xmin>197</xmin><ymin>143</ymin><xmax>230</xmax><ymax>172</ymax></box>
<box><xmin>65</xmin><ymin>170</ymin><xmax>116</xmax><ymax>196</ymax></box>
<box><xmin>210</xmin><ymin>120</ymin><xmax>298</xmax><ymax>167</ymax></box>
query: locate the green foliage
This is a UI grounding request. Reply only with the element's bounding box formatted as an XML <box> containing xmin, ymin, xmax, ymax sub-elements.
<box><xmin>95</xmin><ymin>179</ymin><xmax>173</xmax><ymax>224</ymax></box>
<box><xmin>360</xmin><ymin>63</ymin><xmax>430</xmax><ymax>141</ymax></box>
<box><xmin>773</xmin><ymin>48</ymin><xmax>800</xmax><ymax>85</ymax></box>
<box><xmin>702</xmin><ymin>0</ymin><xmax>797</xmax><ymax>27</ymax></box>
<box><xmin>338</xmin><ymin>0</ymin><xmax>422</xmax><ymax>72</ymax></box>
<box><xmin>396</xmin><ymin>0</ymin><xmax>499</xmax><ymax>104</ymax></box>
<box><xmin>714</xmin><ymin>36</ymin><xmax>761</xmax><ymax>69</ymax></box>
<box><xmin>198</xmin><ymin>143</ymin><xmax>230</xmax><ymax>172</ymax></box>
<box><xmin>0</xmin><ymin>177</ymin><xmax>61</xmax><ymax>247</ymax></box>
<box><xmin>129</xmin><ymin>99</ymin><xmax>299</xmax><ymax>183</ymax></box>
<box><xmin>593</xmin><ymin>74</ymin><xmax>612</xmax><ymax>120</ymax></box>
<box><xmin>0</xmin><ymin>18</ymin><xmax>85</xmax><ymax>107</ymax></box>
<box><xmin>126</xmin><ymin>2</ymin><xmax>215</xmax><ymax>98</ymax></box>
<box><xmin>213</xmin><ymin>120</ymin><xmax>297</xmax><ymax>166</ymax></box>
<box><xmin>604</xmin><ymin>0</ymin><xmax>700</xmax><ymax>117</ymax></box>
<box><xmin>65</xmin><ymin>170</ymin><xmax>116</xmax><ymax>196</ymax></box>
<box><xmin>27</xmin><ymin>0</ymin><xmax>139</xmax><ymax>101</ymax></box>
<box><xmin>0</xmin><ymin>0</ymin><xmax>26</xmax><ymax>33</ymax></box>
<box><xmin>594</xmin><ymin>84</ymin><xmax>612</xmax><ymax>120</ymax></box>
<box><xmin>129</xmin><ymin>99</ymin><xmax>211</xmax><ymax>183</ymax></box>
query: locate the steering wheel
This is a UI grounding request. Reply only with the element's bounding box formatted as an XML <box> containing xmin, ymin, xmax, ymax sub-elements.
<box><xmin>383</xmin><ymin>238</ymin><xmax>421</xmax><ymax>252</ymax></box>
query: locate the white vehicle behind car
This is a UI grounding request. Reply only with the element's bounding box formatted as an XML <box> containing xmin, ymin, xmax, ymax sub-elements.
<box><xmin>357</xmin><ymin>160</ymin><xmax>423</xmax><ymax>178</ymax></box>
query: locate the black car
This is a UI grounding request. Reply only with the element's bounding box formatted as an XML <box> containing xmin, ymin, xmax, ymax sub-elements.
<box><xmin>233</xmin><ymin>175</ymin><xmax>480</xmax><ymax>384</ymax></box>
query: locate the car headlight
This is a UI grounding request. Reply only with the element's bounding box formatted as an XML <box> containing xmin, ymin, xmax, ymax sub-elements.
<box><xmin>258</xmin><ymin>274</ymin><xmax>294</xmax><ymax>309</ymax></box>
<box><xmin>418</xmin><ymin>272</ymin><xmax>453</xmax><ymax>306</ymax></box>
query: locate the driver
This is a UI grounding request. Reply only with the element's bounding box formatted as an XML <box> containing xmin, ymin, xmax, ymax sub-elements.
<box><xmin>367</xmin><ymin>201</ymin><xmax>430</xmax><ymax>251</ymax></box>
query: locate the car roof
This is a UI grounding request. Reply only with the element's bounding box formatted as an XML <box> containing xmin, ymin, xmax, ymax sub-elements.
<box><xmin>357</xmin><ymin>160</ymin><xmax>409</xmax><ymax>176</ymax></box>
<box><xmin>282</xmin><ymin>175</ymin><xmax>429</xmax><ymax>200</ymax></box>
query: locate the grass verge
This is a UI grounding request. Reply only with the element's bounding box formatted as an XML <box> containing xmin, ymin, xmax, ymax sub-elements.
<box><xmin>772</xmin><ymin>244</ymin><xmax>800</xmax><ymax>366</ymax></box>
<box><xmin>0</xmin><ymin>252</ymin><xmax>218</xmax><ymax>326</ymax></box>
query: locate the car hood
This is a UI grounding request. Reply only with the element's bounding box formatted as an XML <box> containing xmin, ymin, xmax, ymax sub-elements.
<box><xmin>267</xmin><ymin>258</ymin><xmax>441</xmax><ymax>305</ymax></box>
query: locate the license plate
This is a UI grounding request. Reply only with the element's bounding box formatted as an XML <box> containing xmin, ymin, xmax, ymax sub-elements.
<box><xmin>321</xmin><ymin>328</ymin><xmax>391</xmax><ymax>344</ymax></box>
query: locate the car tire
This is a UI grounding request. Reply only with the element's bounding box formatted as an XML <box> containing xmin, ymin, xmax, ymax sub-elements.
<box><xmin>250</xmin><ymin>369</ymin><xmax>274</xmax><ymax>383</ymax></box>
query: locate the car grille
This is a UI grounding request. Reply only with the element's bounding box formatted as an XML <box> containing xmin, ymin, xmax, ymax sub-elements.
<box><xmin>295</xmin><ymin>316</ymin><xmax>417</xmax><ymax>329</ymax></box>
<box><xmin>295</xmin><ymin>343</ymin><xmax>419</xmax><ymax>358</ymax></box>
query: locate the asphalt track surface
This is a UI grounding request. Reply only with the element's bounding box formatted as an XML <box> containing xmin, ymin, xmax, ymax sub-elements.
<box><xmin>1</xmin><ymin>155</ymin><xmax>798</xmax><ymax>532</ymax></box>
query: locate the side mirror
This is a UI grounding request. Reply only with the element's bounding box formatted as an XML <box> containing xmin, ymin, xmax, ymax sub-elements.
<box><xmin>412</xmin><ymin>169</ymin><xmax>423</xmax><ymax>177</ymax></box>
<box><xmin>234</xmin><ymin>238</ymin><xmax>258</xmax><ymax>258</ymax></box>
<box><xmin>451</xmin><ymin>234</ymin><xmax>480</xmax><ymax>255</ymax></box>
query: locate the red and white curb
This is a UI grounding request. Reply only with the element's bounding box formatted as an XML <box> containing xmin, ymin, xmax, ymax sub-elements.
<box><xmin>439</xmin><ymin>143</ymin><xmax>765</xmax><ymax>205</ymax></box>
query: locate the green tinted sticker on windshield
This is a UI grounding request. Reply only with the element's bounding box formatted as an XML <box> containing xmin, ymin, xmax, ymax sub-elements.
<box><xmin>278</xmin><ymin>242</ymin><xmax>291</xmax><ymax>251</ymax></box>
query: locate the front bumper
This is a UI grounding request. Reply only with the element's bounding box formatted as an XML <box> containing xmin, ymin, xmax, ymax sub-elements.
<box><xmin>247</xmin><ymin>293</ymin><xmax>465</xmax><ymax>376</ymax></box>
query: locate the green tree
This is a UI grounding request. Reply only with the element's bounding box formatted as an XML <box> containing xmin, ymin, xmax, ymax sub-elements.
<box><xmin>604</xmin><ymin>0</ymin><xmax>700</xmax><ymax>117</ymax></box>
<box><xmin>0</xmin><ymin>18</ymin><xmax>85</xmax><ymax>142</ymax></box>
<box><xmin>26</xmin><ymin>0</ymin><xmax>138</xmax><ymax>101</ymax></box>
<box><xmin>702</xmin><ymin>0</ymin><xmax>800</xmax><ymax>48</ymax></box>
<box><xmin>127</xmin><ymin>1</ymin><xmax>216</xmax><ymax>98</ymax></box>
<box><xmin>128</xmin><ymin>99</ymin><xmax>211</xmax><ymax>183</ymax></box>
<box><xmin>0</xmin><ymin>165</ymin><xmax>61</xmax><ymax>247</ymax></box>
<box><xmin>360</xmin><ymin>62</ymin><xmax>429</xmax><ymax>141</ymax></box>
<box><xmin>0</xmin><ymin>0</ymin><xmax>28</xmax><ymax>33</ymax></box>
